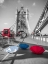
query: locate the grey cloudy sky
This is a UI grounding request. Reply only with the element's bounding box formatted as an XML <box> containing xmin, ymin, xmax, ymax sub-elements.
<box><xmin>0</xmin><ymin>0</ymin><xmax>48</xmax><ymax>34</ymax></box>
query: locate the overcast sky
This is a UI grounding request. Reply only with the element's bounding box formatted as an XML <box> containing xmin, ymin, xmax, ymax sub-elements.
<box><xmin>0</xmin><ymin>0</ymin><xmax>48</xmax><ymax>34</ymax></box>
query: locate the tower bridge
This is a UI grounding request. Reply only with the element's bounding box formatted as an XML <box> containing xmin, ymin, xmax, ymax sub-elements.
<box><xmin>0</xmin><ymin>1</ymin><xmax>48</xmax><ymax>64</ymax></box>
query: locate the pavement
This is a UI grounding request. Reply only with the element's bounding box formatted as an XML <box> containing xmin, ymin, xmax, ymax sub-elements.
<box><xmin>0</xmin><ymin>36</ymin><xmax>48</xmax><ymax>64</ymax></box>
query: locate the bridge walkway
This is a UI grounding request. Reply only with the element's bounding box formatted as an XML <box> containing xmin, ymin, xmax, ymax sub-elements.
<box><xmin>0</xmin><ymin>36</ymin><xmax>48</xmax><ymax>64</ymax></box>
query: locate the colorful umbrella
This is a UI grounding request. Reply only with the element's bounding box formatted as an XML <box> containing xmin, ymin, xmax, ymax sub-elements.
<box><xmin>4</xmin><ymin>46</ymin><xmax>19</xmax><ymax>53</ymax></box>
<box><xmin>30</xmin><ymin>45</ymin><xmax>45</xmax><ymax>54</ymax></box>
<box><xmin>1</xmin><ymin>46</ymin><xmax>19</xmax><ymax>61</ymax></box>
<box><xmin>19</xmin><ymin>43</ymin><xmax>29</xmax><ymax>49</ymax></box>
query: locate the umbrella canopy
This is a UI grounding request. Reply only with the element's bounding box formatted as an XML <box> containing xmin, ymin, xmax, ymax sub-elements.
<box><xmin>4</xmin><ymin>46</ymin><xmax>19</xmax><ymax>53</ymax></box>
<box><xmin>30</xmin><ymin>45</ymin><xmax>45</xmax><ymax>54</ymax></box>
<box><xmin>19</xmin><ymin>43</ymin><xmax>29</xmax><ymax>49</ymax></box>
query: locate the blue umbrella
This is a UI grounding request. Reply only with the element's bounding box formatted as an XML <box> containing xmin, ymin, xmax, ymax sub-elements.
<box><xmin>2</xmin><ymin>46</ymin><xmax>19</xmax><ymax>61</ymax></box>
<box><xmin>4</xmin><ymin>46</ymin><xmax>19</xmax><ymax>53</ymax></box>
<box><xmin>19</xmin><ymin>43</ymin><xmax>29</xmax><ymax>49</ymax></box>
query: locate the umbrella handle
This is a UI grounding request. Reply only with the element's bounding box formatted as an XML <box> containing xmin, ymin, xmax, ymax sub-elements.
<box><xmin>44</xmin><ymin>50</ymin><xmax>48</xmax><ymax>52</ymax></box>
<box><xmin>22</xmin><ymin>38</ymin><xmax>24</xmax><ymax>42</ymax></box>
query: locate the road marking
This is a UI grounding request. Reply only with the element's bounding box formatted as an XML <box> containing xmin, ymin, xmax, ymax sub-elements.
<box><xmin>0</xmin><ymin>53</ymin><xmax>9</xmax><ymax>64</ymax></box>
<box><xmin>2</xmin><ymin>53</ymin><xmax>9</xmax><ymax>61</ymax></box>
<box><xmin>16</xmin><ymin>54</ymin><xmax>25</xmax><ymax>56</ymax></box>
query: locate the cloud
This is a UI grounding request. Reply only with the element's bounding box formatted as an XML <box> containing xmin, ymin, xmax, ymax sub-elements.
<box><xmin>0</xmin><ymin>0</ymin><xmax>6</xmax><ymax>8</ymax></box>
<box><xmin>32</xmin><ymin>2</ymin><xmax>36</xmax><ymax>6</ymax></box>
<box><xmin>18</xmin><ymin>0</ymin><xmax>21</xmax><ymax>3</ymax></box>
<box><xmin>0</xmin><ymin>3</ymin><xmax>6</xmax><ymax>8</ymax></box>
<box><xmin>0</xmin><ymin>4</ymin><xmax>6</xmax><ymax>8</ymax></box>
<box><xmin>4</xmin><ymin>23</ymin><xmax>8</xmax><ymax>25</ymax></box>
<box><xmin>0</xmin><ymin>0</ymin><xmax>4</xmax><ymax>3</ymax></box>
<box><xmin>17</xmin><ymin>0</ymin><xmax>23</xmax><ymax>6</ymax></box>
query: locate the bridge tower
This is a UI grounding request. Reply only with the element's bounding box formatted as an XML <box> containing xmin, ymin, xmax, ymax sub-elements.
<box><xmin>16</xmin><ymin>7</ymin><xmax>30</xmax><ymax>37</ymax></box>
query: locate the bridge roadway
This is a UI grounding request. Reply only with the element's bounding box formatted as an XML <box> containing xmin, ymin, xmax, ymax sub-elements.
<box><xmin>0</xmin><ymin>36</ymin><xmax>48</xmax><ymax>64</ymax></box>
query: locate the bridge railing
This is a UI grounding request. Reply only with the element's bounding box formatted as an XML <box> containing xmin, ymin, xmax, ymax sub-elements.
<box><xmin>32</xmin><ymin>35</ymin><xmax>48</xmax><ymax>42</ymax></box>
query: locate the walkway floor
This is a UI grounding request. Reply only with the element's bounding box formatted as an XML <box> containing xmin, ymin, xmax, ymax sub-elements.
<box><xmin>0</xmin><ymin>36</ymin><xmax>48</xmax><ymax>64</ymax></box>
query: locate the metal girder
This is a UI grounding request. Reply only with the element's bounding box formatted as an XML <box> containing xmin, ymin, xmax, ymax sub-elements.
<box><xmin>33</xmin><ymin>0</ymin><xmax>48</xmax><ymax>34</ymax></box>
<box><xmin>35</xmin><ymin>17</ymin><xmax>48</xmax><ymax>33</ymax></box>
<box><xmin>9</xmin><ymin>22</ymin><xmax>16</xmax><ymax>30</ymax></box>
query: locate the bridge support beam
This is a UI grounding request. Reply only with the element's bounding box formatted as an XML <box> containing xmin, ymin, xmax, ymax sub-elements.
<box><xmin>32</xmin><ymin>35</ymin><xmax>48</xmax><ymax>43</ymax></box>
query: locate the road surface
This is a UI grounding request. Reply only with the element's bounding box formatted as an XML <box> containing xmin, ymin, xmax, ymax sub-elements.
<box><xmin>0</xmin><ymin>36</ymin><xmax>48</xmax><ymax>64</ymax></box>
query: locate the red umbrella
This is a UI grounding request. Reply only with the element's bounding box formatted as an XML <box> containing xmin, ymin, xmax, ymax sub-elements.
<box><xmin>30</xmin><ymin>45</ymin><xmax>45</xmax><ymax>54</ymax></box>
